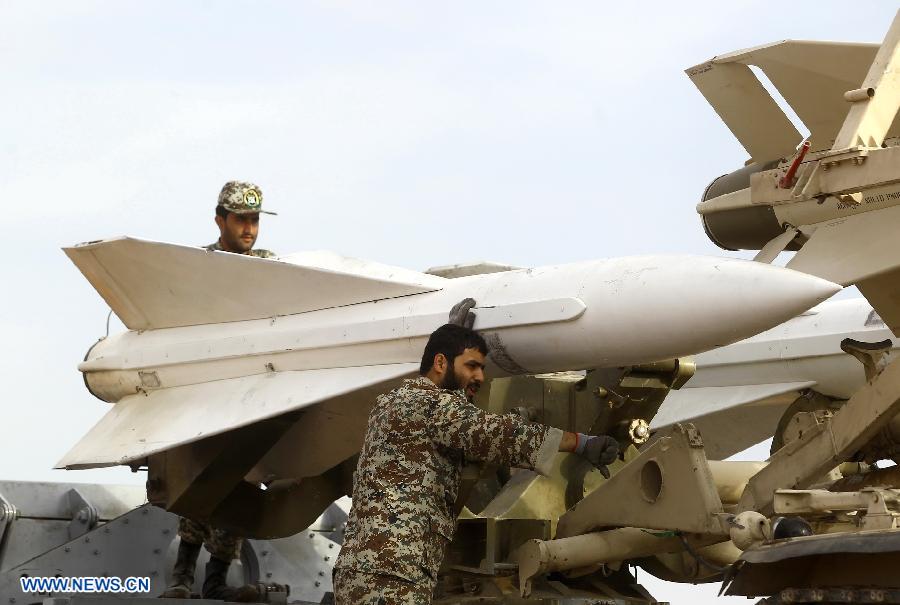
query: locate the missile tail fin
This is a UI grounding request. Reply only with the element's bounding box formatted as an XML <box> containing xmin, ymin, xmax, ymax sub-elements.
<box><xmin>64</xmin><ymin>237</ymin><xmax>444</xmax><ymax>330</ymax></box>
<box><xmin>787</xmin><ymin>205</ymin><xmax>900</xmax><ymax>337</ymax></box>
<box><xmin>56</xmin><ymin>362</ymin><xmax>417</xmax><ymax>470</ymax></box>
<box><xmin>652</xmin><ymin>381</ymin><xmax>816</xmax><ymax>459</ymax></box>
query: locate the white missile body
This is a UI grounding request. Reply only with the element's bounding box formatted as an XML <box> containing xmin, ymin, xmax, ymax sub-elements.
<box><xmin>653</xmin><ymin>297</ymin><xmax>898</xmax><ymax>459</ymax></box>
<box><xmin>58</xmin><ymin>237</ymin><xmax>840</xmax><ymax>481</ymax></box>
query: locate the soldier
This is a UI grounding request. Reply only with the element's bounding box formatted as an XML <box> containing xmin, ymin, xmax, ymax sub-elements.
<box><xmin>161</xmin><ymin>180</ymin><xmax>281</xmax><ymax>602</ymax></box>
<box><xmin>205</xmin><ymin>180</ymin><xmax>277</xmax><ymax>258</ymax></box>
<box><xmin>332</xmin><ymin>301</ymin><xmax>619</xmax><ymax>604</ymax></box>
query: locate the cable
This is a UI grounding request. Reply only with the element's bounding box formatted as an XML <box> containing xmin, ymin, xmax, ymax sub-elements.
<box><xmin>678</xmin><ymin>533</ymin><xmax>728</xmax><ymax>574</ymax></box>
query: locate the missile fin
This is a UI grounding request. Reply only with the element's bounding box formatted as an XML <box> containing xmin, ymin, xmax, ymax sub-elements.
<box><xmin>64</xmin><ymin>237</ymin><xmax>444</xmax><ymax>330</ymax></box>
<box><xmin>687</xmin><ymin>40</ymin><xmax>885</xmax><ymax>160</ymax></box>
<box><xmin>686</xmin><ymin>58</ymin><xmax>801</xmax><ymax>162</ymax></box>
<box><xmin>787</xmin><ymin>205</ymin><xmax>900</xmax><ymax>336</ymax></box>
<box><xmin>56</xmin><ymin>362</ymin><xmax>418</xmax><ymax>470</ymax></box>
<box><xmin>652</xmin><ymin>381</ymin><xmax>815</xmax><ymax>459</ymax></box>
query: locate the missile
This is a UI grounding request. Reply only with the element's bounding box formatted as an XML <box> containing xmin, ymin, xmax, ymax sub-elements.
<box><xmin>653</xmin><ymin>297</ymin><xmax>898</xmax><ymax>460</ymax></box>
<box><xmin>58</xmin><ymin>236</ymin><xmax>839</xmax><ymax>477</ymax></box>
<box><xmin>687</xmin><ymin>10</ymin><xmax>900</xmax><ymax>331</ymax></box>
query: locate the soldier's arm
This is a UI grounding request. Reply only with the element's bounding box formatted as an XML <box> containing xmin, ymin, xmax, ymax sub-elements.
<box><xmin>428</xmin><ymin>392</ymin><xmax>564</xmax><ymax>476</ymax></box>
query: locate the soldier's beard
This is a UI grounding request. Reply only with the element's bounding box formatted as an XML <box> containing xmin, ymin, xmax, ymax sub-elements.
<box><xmin>223</xmin><ymin>232</ymin><xmax>255</xmax><ymax>253</ymax></box>
<box><xmin>441</xmin><ymin>371</ymin><xmax>480</xmax><ymax>402</ymax></box>
<box><xmin>441</xmin><ymin>371</ymin><xmax>460</xmax><ymax>391</ymax></box>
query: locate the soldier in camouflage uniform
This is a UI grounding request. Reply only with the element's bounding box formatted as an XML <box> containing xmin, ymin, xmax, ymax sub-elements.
<box><xmin>205</xmin><ymin>180</ymin><xmax>277</xmax><ymax>258</ymax></box>
<box><xmin>162</xmin><ymin>180</ymin><xmax>282</xmax><ymax>602</ymax></box>
<box><xmin>333</xmin><ymin>303</ymin><xmax>619</xmax><ymax>605</ymax></box>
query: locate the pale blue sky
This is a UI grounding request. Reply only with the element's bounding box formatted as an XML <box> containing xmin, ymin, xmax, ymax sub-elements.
<box><xmin>1</xmin><ymin>2</ymin><xmax>896</xmax><ymax>603</ymax></box>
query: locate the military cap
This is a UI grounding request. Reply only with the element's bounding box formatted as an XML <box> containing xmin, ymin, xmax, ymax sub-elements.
<box><xmin>217</xmin><ymin>181</ymin><xmax>277</xmax><ymax>215</ymax></box>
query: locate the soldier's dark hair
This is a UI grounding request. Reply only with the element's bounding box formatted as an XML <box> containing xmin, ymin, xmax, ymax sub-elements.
<box><xmin>419</xmin><ymin>324</ymin><xmax>488</xmax><ymax>375</ymax></box>
<box><xmin>215</xmin><ymin>205</ymin><xmax>230</xmax><ymax>219</ymax></box>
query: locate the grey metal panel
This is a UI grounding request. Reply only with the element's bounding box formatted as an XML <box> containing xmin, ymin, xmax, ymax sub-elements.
<box><xmin>0</xmin><ymin>482</ymin><xmax>145</xmax><ymax>521</ymax></box>
<box><xmin>1</xmin><ymin>505</ymin><xmax>175</xmax><ymax>601</ymax></box>
<box><xmin>0</xmin><ymin>479</ymin><xmax>348</xmax><ymax>604</ymax></box>
<box><xmin>252</xmin><ymin>532</ymin><xmax>338</xmax><ymax>603</ymax></box>
<box><xmin>1</xmin><ymin>520</ymin><xmax>71</xmax><ymax>573</ymax></box>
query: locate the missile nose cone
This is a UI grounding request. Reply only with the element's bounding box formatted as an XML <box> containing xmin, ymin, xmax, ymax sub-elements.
<box><xmin>474</xmin><ymin>255</ymin><xmax>842</xmax><ymax>374</ymax></box>
<box><xmin>722</xmin><ymin>259</ymin><xmax>840</xmax><ymax>314</ymax></box>
<box><xmin>750</xmin><ymin>264</ymin><xmax>842</xmax><ymax>310</ymax></box>
<box><xmin>656</xmin><ymin>257</ymin><xmax>841</xmax><ymax>353</ymax></box>
<box><xmin>565</xmin><ymin>256</ymin><xmax>843</xmax><ymax>368</ymax></box>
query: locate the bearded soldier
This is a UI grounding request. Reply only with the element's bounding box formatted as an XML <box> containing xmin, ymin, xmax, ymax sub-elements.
<box><xmin>333</xmin><ymin>300</ymin><xmax>619</xmax><ymax>604</ymax></box>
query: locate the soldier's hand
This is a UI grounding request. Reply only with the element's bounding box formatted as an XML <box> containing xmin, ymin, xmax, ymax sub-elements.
<box><xmin>575</xmin><ymin>434</ymin><xmax>619</xmax><ymax>479</ymax></box>
<box><xmin>448</xmin><ymin>298</ymin><xmax>477</xmax><ymax>329</ymax></box>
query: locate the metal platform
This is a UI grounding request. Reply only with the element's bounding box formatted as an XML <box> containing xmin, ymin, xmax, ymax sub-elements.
<box><xmin>0</xmin><ymin>481</ymin><xmax>346</xmax><ymax>605</ymax></box>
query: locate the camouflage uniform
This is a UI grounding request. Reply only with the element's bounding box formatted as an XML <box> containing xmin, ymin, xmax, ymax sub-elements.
<box><xmin>333</xmin><ymin>376</ymin><xmax>562</xmax><ymax>604</ymax></box>
<box><xmin>332</xmin><ymin>568</ymin><xmax>432</xmax><ymax>604</ymax></box>
<box><xmin>179</xmin><ymin>181</ymin><xmax>275</xmax><ymax>562</ymax></box>
<box><xmin>177</xmin><ymin>517</ymin><xmax>242</xmax><ymax>561</ymax></box>
<box><xmin>188</xmin><ymin>238</ymin><xmax>276</xmax><ymax>558</ymax></box>
<box><xmin>205</xmin><ymin>240</ymin><xmax>277</xmax><ymax>259</ymax></box>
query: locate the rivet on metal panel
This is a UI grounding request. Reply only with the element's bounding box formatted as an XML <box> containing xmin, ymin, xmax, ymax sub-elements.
<box><xmin>324</xmin><ymin>556</ymin><xmax>330</xmax><ymax>561</ymax></box>
<box><xmin>315</xmin><ymin>581</ymin><xmax>321</xmax><ymax>587</ymax></box>
<box><xmin>318</xmin><ymin>571</ymin><xmax>325</xmax><ymax>577</ymax></box>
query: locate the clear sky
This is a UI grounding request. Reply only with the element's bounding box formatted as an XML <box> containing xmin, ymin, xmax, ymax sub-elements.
<box><xmin>1</xmin><ymin>2</ymin><xmax>896</xmax><ymax>603</ymax></box>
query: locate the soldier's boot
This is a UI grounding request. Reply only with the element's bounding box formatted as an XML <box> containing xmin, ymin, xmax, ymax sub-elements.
<box><xmin>160</xmin><ymin>539</ymin><xmax>201</xmax><ymax>598</ymax></box>
<box><xmin>201</xmin><ymin>556</ymin><xmax>289</xmax><ymax>603</ymax></box>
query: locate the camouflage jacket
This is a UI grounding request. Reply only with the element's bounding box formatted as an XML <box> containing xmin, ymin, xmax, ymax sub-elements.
<box><xmin>334</xmin><ymin>376</ymin><xmax>562</xmax><ymax>583</ymax></box>
<box><xmin>204</xmin><ymin>241</ymin><xmax>277</xmax><ymax>259</ymax></box>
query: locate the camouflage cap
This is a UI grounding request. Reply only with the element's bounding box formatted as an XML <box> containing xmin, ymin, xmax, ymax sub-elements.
<box><xmin>217</xmin><ymin>181</ymin><xmax>277</xmax><ymax>215</ymax></box>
